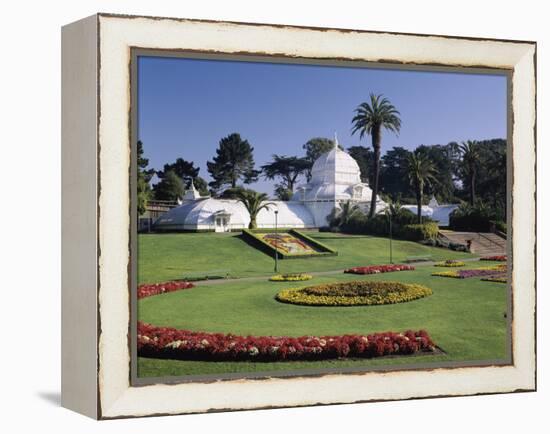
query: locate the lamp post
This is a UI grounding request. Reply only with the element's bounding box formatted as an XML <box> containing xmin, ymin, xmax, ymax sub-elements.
<box><xmin>388</xmin><ymin>211</ymin><xmax>393</xmax><ymax>264</ymax></box>
<box><xmin>274</xmin><ymin>210</ymin><xmax>279</xmax><ymax>273</ymax></box>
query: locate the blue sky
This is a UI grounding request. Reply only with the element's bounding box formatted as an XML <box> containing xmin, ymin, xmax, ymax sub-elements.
<box><xmin>138</xmin><ymin>56</ymin><xmax>507</xmax><ymax>194</ymax></box>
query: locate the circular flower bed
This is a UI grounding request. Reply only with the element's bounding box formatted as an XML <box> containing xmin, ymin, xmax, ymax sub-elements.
<box><xmin>276</xmin><ymin>281</ymin><xmax>432</xmax><ymax>306</ymax></box>
<box><xmin>269</xmin><ymin>273</ymin><xmax>313</xmax><ymax>282</ymax></box>
<box><xmin>434</xmin><ymin>260</ymin><xmax>466</xmax><ymax>267</ymax></box>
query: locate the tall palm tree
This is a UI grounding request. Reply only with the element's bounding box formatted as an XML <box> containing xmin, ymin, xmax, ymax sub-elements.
<box><xmin>406</xmin><ymin>152</ymin><xmax>437</xmax><ymax>223</ymax></box>
<box><xmin>458</xmin><ymin>140</ymin><xmax>480</xmax><ymax>206</ymax></box>
<box><xmin>352</xmin><ymin>93</ymin><xmax>401</xmax><ymax>218</ymax></box>
<box><xmin>234</xmin><ymin>189</ymin><xmax>274</xmax><ymax>229</ymax></box>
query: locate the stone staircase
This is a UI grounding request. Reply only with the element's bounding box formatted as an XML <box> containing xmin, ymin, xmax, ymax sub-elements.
<box><xmin>439</xmin><ymin>230</ymin><xmax>507</xmax><ymax>257</ymax></box>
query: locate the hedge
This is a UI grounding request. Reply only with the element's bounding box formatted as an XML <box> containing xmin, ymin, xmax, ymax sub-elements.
<box><xmin>341</xmin><ymin>213</ymin><xmax>439</xmax><ymax>241</ymax></box>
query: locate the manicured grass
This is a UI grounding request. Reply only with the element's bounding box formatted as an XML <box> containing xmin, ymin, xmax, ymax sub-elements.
<box><xmin>137</xmin><ymin>261</ymin><xmax>508</xmax><ymax>378</ymax></box>
<box><xmin>138</xmin><ymin>231</ymin><xmax>474</xmax><ymax>284</ymax></box>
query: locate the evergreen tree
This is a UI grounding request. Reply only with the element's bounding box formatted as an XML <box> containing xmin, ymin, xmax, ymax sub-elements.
<box><xmin>157</xmin><ymin>158</ymin><xmax>200</xmax><ymax>187</ymax></box>
<box><xmin>207</xmin><ymin>133</ymin><xmax>260</xmax><ymax>192</ymax></box>
<box><xmin>348</xmin><ymin>145</ymin><xmax>375</xmax><ymax>185</ymax></box>
<box><xmin>152</xmin><ymin>169</ymin><xmax>184</xmax><ymax>201</ymax></box>
<box><xmin>261</xmin><ymin>155</ymin><xmax>310</xmax><ymax>195</ymax></box>
<box><xmin>136</xmin><ymin>140</ymin><xmax>154</xmax><ymax>215</ymax></box>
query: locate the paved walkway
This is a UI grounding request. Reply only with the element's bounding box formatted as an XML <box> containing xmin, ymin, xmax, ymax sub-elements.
<box><xmin>192</xmin><ymin>256</ymin><xmax>482</xmax><ymax>287</ymax></box>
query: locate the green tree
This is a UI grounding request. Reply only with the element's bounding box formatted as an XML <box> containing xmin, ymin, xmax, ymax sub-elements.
<box><xmin>473</xmin><ymin>139</ymin><xmax>507</xmax><ymax>218</ymax></box>
<box><xmin>379</xmin><ymin>146</ymin><xmax>412</xmax><ymax>201</ymax></box>
<box><xmin>406</xmin><ymin>152</ymin><xmax>438</xmax><ymax>223</ymax></box>
<box><xmin>415</xmin><ymin>144</ymin><xmax>458</xmax><ymax>203</ymax></box>
<box><xmin>192</xmin><ymin>176</ymin><xmax>210</xmax><ymax>197</ymax></box>
<box><xmin>328</xmin><ymin>200</ymin><xmax>362</xmax><ymax>229</ymax></box>
<box><xmin>274</xmin><ymin>185</ymin><xmax>293</xmax><ymax>201</ymax></box>
<box><xmin>302</xmin><ymin>137</ymin><xmax>342</xmax><ymax>181</ymax></box>
<box><xmin>207</xmin><ymin>133</ymin><xmax>260</xmax><ymax>192</ymax></box>
<box><xmin>261</xmin><ymin>155</ymin><xmax>310</xmax><ymax>195</ymax></box>
<box><xmin>352</xmin><ymin>93</ymin><xmax>402</xmax><ymax>217</ymax></box>
<box><xmin>157</xmin><ymin>158</ymin><xmax>200</xmax><ymax>185</ymax></box>
<box><xmin>458</xmin><ymin>140</ymin><xmax>481</xmax><ymax>206</ymax></box>
<box><xmin>234</xmin><ymin>189</ymin><xmax>274</xmax><ymax>229</ymax></box>
<box><xmin>348</xmin><ymin>145</ymin><xmax>375</xmax><ymax>185</ymax></box>
<box><xmin>136</xmin><ymin>140</ymin><xmax>154</xmax><ymax>215</ymax></box>
<box><xmin>152</xmin><ymin>169</ymin><xmax>184</xmax><ymax>202</ymax></box>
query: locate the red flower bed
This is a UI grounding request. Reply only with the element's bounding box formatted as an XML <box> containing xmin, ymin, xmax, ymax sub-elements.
<box><xmin>137</xmin><ymin>281</ymin><xmax>195</xmax><ymax>299</ymax></box>
<box><xmin>344</xmin><ymin>264</ymin><xmax>415</xmax><ymax>275</ymax></box>
<box><xmin>480</xmin><ymin>255</ymin><xmax>507</xmax><ymax>262</ymax></box>
<box><xmin>137</xmin><ymin>322</ymin><xmax>436</xmax><ymax>362</ymax></box>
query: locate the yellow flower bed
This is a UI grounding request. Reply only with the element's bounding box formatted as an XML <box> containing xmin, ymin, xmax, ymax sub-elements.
<box><xmin>434</xmin><ymin>260</ymin><xmax>466</xmax><ymax>267</ymax></box>
<box><xmin>432</xmin><ymin>264</ymin><xmax>506</xmax><ymax>278</ymax></box>
<box><xmin>481</xmin><ymin>276</ymin><xmax>507</xmax><ymax>283</ymax></box>
<box><xmin>276</xmin><ymin>281</ymin><xmax>432</xmax><ymax>306</ymax></box>
<box><xmin>269</xmin><ymin>274</ymin><xmax>313</xmax><ymax>282</ymax></box>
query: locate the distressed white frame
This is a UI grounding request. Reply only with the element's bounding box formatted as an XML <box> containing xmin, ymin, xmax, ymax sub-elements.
<box><xmin>62</xmin><ymin>13</ymin><xmax>536</xmax><ymax>419</ymax></box>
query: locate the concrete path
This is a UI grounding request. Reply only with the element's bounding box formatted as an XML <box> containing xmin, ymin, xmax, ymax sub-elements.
<box><xmin>192</xmin><ymin>256</ymin><xmax>482</xmax><ymax>287</ymax></box>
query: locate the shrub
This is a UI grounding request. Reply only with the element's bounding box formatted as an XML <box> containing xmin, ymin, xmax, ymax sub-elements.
<box><xmin>397</xmin><ymin>222</ymin><xmax>439</xmax><ymax>241</ymax></box>
<box><xmin>270</xmin><ymin>274</ymin><xmax>313</xmax><ymax>282</ymax></box>
<box><xmin>341</xmin><ymin>213</ymin><xmax>438</xmax><ymax>241</ymax></box>
<box><xmin>276</xmin><ymin>281</ymin><xmax>432</xmax><ymax>306</ymax></box>
<box><xmin>138</xmin><ymin>281</ymin><xmax>195</xmax><ymax>299</ymax></box>
<box><xmin>137</xmin><ymin>321</ymin><xmax>436</xmax><ymax>361</ymax></box>
<box><xmin>344</xmin><ymin>264</ymin><xmax>415</xmax><ymax>275</ymax></box>
<box><xmin>493</xmin><ymin>220</ymin><xmax>507</xmax><ymax>234</ymax></box>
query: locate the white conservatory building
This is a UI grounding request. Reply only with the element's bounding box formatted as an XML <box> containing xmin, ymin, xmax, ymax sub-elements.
<box><xmin>153</xmin><ymin>138</ymin><xmax>457</xmax><ymax>232</ymax></box>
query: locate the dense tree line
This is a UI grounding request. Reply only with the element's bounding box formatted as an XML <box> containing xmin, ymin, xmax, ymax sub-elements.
<box><xmin>138</xmin><ymin>94</ymin><xmax>506</xmax><ymax>230</ymax></box>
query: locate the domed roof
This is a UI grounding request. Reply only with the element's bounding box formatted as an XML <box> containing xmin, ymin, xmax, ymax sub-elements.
<box><xmin>310</xmin><ymin>146</ymin><xmax>362</xmax><ymax>185</ymax></box>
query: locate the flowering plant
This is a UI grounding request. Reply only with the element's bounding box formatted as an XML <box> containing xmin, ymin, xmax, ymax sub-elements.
<box><xmin>480</xmin><ymin>255</ymin><xmax>507</xmax><ymax>262</ymax></box>
<box><xmin>434</xmin><ymin>260</ymin><xmax>466</xmax><ymax>267</ymax></box>
<box><xmin>270</xmin><ymin>274</ymin><xmax>313</xmax><ymax>282</ymax></box>
<box><xmin>432</xmin><ymin>264</ymin><xmax>506</xmax><ymax>279</ymax></box>
<box><xmin>481</xmin><ymin>276</ymin><xmax>507</xmax><ymax>283</ymax></box>
<box><xmin>344</xmin><ymin>264</ymin><xmax>415</xmax><ymax>275</ymax></box>
<box><xmin>137</xmin><ymin>280</ymin><xmax>195</xmax><ymax>299</ymax></box>
<box><xmin>137</xmin><ymin>321</ymin><xmax>436</xmax><ymax>362</ymax></box>
<box><xmin>276</xmin><ymin>280</ymin><xmax>432</xmax><ymax>306</ymax></box>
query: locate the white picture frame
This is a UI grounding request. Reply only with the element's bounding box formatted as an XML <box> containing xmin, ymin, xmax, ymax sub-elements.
<box><xmin>61</xmin><ymin>13</ymin><xmax>536</xmax><ymax>419</ymax></box>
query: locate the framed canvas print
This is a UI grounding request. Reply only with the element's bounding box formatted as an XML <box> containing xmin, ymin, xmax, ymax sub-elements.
<box><xmin>61</xmin><ymin>13</ymin><xmax>536</xmax><ymax>419</ymax></box>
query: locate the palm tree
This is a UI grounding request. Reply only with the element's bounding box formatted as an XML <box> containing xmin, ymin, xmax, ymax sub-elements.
<box><xmin>458</xmin><ymin>140</ymin><xmax>480</xmax><ymax>205</ymax></box>
<box><xmin>352</xmin><ymin>93</ymin><xmax>401</xmax><ymax>218</ymax></box>
<box><xmin>234</xmin><ymin>189</ymin><xmax>274</xmax><ymax>229</ymax></box>
<box><xmin>406</xmin><ymin>152</ymin><xmax>437</xmax><ymax>223</ymax></box>
<box><xmin>329</xmin><ymin>200</ymin><xmax>362</xmax><ymax>229</ymax></box>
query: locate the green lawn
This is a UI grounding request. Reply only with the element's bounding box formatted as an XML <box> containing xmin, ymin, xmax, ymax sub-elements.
<box><xmin>138</xmin><ymin>231</ymin><xmax>474</xmax><ymax>283</ymax></box>
<box><xmin>137</xmin><ymin>231</ymin><xmax>508</xmax><ymax>378</ymax></box>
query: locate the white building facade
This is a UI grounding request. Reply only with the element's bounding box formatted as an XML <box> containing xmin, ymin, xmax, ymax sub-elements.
<box><xmin>153</xmin><ymin>139</ymin><xmax>457</xmax><ymax>232</ymax></box>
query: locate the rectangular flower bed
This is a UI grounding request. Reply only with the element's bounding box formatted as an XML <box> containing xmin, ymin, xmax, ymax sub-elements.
<box><xmin>242</xmin><ymin>229</ymin><xmax>337</xmax><ymax>259</ymax></box>
<box><xmin>344</xmin><ymin>264</ymin><xmax>415</xmax><ymax>275</ymax></box>
<box><xmin>137</xmin><ymin>322</ymin><xmax>436</xmax><ymax>362</ymax></box>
